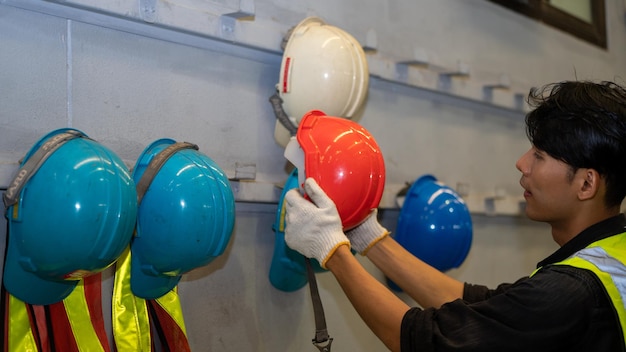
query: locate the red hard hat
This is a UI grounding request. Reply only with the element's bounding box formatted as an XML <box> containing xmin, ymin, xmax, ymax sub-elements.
<box><xmin>296</xmin><ymin>110</ymin><xmax>385</xmax><ymax>230</ymax></box>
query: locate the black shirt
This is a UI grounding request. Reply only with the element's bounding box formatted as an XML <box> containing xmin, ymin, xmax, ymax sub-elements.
<box><xmin>400</xmin><ymin>214</ymin><xmax>626</xmax><ymax>352</ymax></box>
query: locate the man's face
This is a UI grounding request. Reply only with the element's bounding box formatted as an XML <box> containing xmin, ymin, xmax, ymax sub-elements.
<box><xmin>515</xmin><ymin>146</ymin><xmax>579</xmax><ymax>224</ymax></box>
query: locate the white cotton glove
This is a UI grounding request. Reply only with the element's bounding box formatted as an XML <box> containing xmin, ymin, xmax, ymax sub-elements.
<box><xmin>284</xmin><ymin>178</ymin><xmax>350</xmax><ymax>269</ymax></box>
<box><xmin>346</xmin><ymin>209</ymin><xmax>390</xmax><ymax>255</ymax></box>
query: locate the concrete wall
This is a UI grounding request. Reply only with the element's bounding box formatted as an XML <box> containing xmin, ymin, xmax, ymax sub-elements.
<box><xmin>1</xmin><ymin>0</ymin><xmax>625</xmax><ymax>350</ymax></box>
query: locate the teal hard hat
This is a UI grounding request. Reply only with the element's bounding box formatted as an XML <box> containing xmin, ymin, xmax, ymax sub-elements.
<box><xmin>393</xmin><ymin>175</ymin><xmax>472</xmax><ymax>278</ymax></box>
<box><xmin>131</xmin><ymin>139</ymin><xmax>236</xmax><ymax>299</ymax></box>
<box><xmin>3</xmin><ymin>128</ymin><xmax>137</xmax><ymax>305</ymax></box>
<box><xmin>269</xmin><ymin>168</ymin><xmax>325</xmax><ymax>292</ymax></box>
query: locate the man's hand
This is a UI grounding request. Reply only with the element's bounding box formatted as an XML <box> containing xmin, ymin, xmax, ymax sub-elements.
<box><xmin>346</xmin><ymin>209</ymin><xmax>390</xmax><ymax>255</ymax></box>
<box><xmin>284</xmin><ymin>178</ymin><xmax>350</xmax><ymax>268</ymax></box>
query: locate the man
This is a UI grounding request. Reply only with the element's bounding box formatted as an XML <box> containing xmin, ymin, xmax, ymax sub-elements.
<box><xmin>284</xmin><ymin>80</ymin><xmax>626</xmax><ymax>351</ymax></box>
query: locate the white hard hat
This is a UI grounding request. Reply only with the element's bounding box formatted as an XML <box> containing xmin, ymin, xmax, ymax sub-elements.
<box><xmin>273</xmin><ymin>17</ymin><xmax>369</xmax><ymax>147</ymax></box>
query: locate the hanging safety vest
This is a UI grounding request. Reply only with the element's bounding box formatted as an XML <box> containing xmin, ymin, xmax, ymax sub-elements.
<box><xmin>112</xmin><ymin>246</ymin><xmax>191</xmax><ymax>352</ymax></box>
<box><xmin>3</xmin><ymin>249</ymin><xmax>190</xmax><ymax>352</ymax></box>
<box><xmin>532</xmin><ymin>232</ymin><xmax>626</xmax><ymax>347</ymax></box>
<box><xmin>3</xmin><ymin>273</ymin><xmax>111</xmax><ymax>352</ymax></box>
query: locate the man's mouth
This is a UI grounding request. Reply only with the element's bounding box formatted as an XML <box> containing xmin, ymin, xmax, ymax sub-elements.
<box><xmin>520</xmin><ymin>180</ymin><xmax>531</xmax><ymax>198</ymax></box>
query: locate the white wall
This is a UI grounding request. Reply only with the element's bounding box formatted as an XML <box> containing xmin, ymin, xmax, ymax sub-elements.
<box><xmin>1</xmin><ymin>0</ymin><xmax>624</xmax><ymax>350</ymax></box>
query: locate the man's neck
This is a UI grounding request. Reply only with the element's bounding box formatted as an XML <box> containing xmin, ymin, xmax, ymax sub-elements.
<box><xmin>551</xmin><ymin>208</ymin><xmax>621</xmax><ymax>246</ymax></box>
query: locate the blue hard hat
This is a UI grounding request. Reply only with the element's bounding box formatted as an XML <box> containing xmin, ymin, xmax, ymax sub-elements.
<box><xmin>131</xmin><ymin>139</ymin><xmax>235</xmax><ymax>299</ymax></box>
<box><xmin>269</xmin><ymin>168</ymin><xmax>326</xmax><ymax>292</ymax></box>
<box><xmin>394</xmin><ymin>175</ymin><xmax>472</xmax><ymax>273</ymax></box>
<box><xmin>3</xmin><ymin>128</ymin><xmax>137</xmax><ymax>305</ymax></box>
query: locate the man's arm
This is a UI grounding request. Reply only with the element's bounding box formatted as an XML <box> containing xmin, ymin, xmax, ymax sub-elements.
<box><xmin>365</xmin><ymin>236</ymin><xmax>464</xmax><ymax>309</ymax></box>
<box><xmin>283</xmin><ymin>178</ymin><xmax>460</xmax><ymax>350</ymax></box>
<box><xmin>325</xmin><ymin>244</ymin><xmax>409</xmax><ymax>352</ymax></box>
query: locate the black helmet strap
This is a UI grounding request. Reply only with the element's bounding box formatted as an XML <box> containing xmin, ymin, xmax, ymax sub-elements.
<box><xmin>135</xmin><ymin>142</ymin><xmax>199</xmax><ymax>205</ymax></box>
<box><xmin>3</xmin><ymin>129</ymin><xmax>87</xmax><ymax>210</ymax></box>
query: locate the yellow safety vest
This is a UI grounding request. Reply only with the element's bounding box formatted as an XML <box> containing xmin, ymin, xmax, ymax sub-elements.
<box><xmin>532</xmin><ymin>233</ymin><xmax>626</xmax><ymax>347</ymax></box>
<box><xmin>3</xmin><ymin>247</ymin><xmax>190</xmax><ymax>352</ymax></box>
<box><xmin>3</xmin><ymin>273</ymin><xmax>110</xmax><ymax>352</ymax></box>
<box><xmin>112</xmin><ymin>246</ymin><xmax>190</xmax><ymax>352</ymax></box>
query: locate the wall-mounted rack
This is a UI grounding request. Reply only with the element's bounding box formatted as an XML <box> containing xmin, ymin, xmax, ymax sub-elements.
<box><xmin>3</xmin><ymin>0</ymin><xmax>530</xmax><ymax>113</ymax></box>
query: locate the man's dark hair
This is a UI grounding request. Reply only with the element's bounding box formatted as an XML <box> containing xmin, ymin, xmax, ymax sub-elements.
<box><xmin>525</xmin><ymin>80</ymin><xmax>626</xmax><ymax>208</ymax></box>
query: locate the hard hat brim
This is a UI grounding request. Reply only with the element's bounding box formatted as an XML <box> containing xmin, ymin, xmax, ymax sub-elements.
<box><xmin>129</xmin><ymin>251</ymin><xmax>182</xmax><ymax>300</ymax></box>
<box><xmin>3</xmin><ymin>221</ymin><xmax>78</xmax><ymax>305</ymax></box>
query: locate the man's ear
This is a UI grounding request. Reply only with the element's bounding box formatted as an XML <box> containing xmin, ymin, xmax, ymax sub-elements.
<box><xmin>578</xmin><ymin>168</ymin><xmax>601</xmax><ymax>201</ymax></box>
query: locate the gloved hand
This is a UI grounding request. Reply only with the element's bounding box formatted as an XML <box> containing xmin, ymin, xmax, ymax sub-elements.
<box><xmin>346</xmin><ymin>209</ymin><xmax>390</xmax><ymax>255</ymax></box>
<box><xmin>284</xmin><ymin>178</ymin><xmax>350</xmax><ymax>269</ymax></box>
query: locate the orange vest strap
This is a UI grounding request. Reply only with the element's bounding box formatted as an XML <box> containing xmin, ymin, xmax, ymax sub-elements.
<box><xmin>48</xmin><ymin>299</ymin><xmax>81</xmax><ymax>351</ymax></box>
<box><xmin>83</xmin><ymin>273</ymin><xmax>111</xmax><ymax>351</ymax></box>
<box><xmin>48</xmin><ymin>273</ymin><xmax>111</xmax><ymax>352</ymax></box>
<box><xmin>50</xmin><ymin>272</ymin><xmax>110</xmax><ymax>352</ymax></box>
<box><xmin>31</xmin><ymin>304</ymin><xmax>51</xmax><ymax>352</ymax></box>
<box><xmin>147</xmin><ymin>300</ymin><xmax>191</xmax><ymax>352</ymax></box>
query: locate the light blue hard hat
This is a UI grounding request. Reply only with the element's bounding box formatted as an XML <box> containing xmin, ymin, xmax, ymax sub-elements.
<box><xmin>393</xmin><ymin>175</ymin><xmax>472</xmax><ymax>278</ymax></box>
<box><xmin>131</xmin><ymin>139</ymin><xmax>235</xmax><ymax>299</ymax></box>
<box><xmin>269</xmin><ymin>168</ymin><xmax>326</xmax><ymax>292</ymax></box>
<box><xmin>3</xmin><ymin>128</ymin><xmax>137</xmax><ymax>305</ymax></box>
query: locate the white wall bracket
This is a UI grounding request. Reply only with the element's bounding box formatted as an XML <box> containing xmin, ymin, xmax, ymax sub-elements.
<box><xmin>223</xmin><ymin>0</ymin><xmax>255</xmax><ymax>20</ymax></box>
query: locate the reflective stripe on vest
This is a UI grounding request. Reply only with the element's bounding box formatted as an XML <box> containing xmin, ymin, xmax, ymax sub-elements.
<box><xmin>112</xmin><ymin>246</ymin><xmax>152</xmax><ymax>351</ymax></box>
<box><xmin>6</xmin><ymin>293</ymin><xmax>39</xmax><ymax>352</ymax></box>
<box><xmin>112</xmin><ymin>246</ymin><xmax>190</xmax><ymax>352</ymax></box>
<box><xmin>532</xmin><ymin>233</ymin><xmax>626</xmax><ymax>347</ymax></box>
<box><xmin>48</xmin><ymin>273</ymin><xmax>110</xmax><ymax>352</ymax></box>
<box><xmin>148</xmin><ymin>291</ymin><xmax>190</xmax><ymax>351</ymax></box>
<box><xmin>4</xmin><ymin>274</ymin><xmax>110</xmax><ymax>352</ymax></box>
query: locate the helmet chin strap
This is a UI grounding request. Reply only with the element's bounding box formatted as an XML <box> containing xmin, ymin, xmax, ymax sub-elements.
<box><xmin>269</xmin><ymin>93</ymin><xmax>299</xmax><ymax>136</ymax></box>
<box><xmin>305</xmin><ymin>257</ymin><xmax>333</xmax><ymax>352</ymax></box>
<box><xmin>283</xmin><ymin>141</ymin><xmax>334</xmax><ymax>351</ymax></box>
